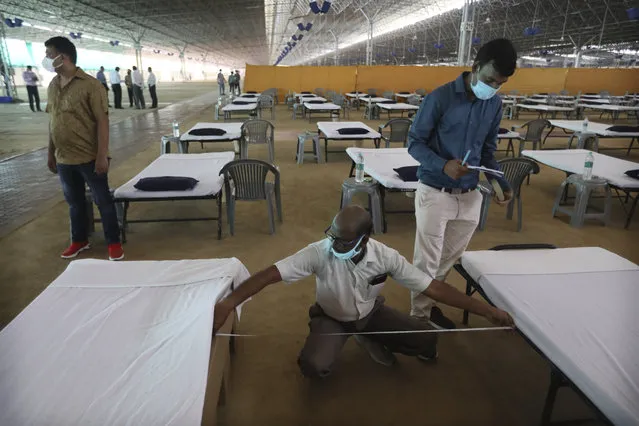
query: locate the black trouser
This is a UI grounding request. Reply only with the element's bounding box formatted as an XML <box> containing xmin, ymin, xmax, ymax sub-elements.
<box><xmin>126</xmin><ymin>86</ymin><xmax>134</xmax><ymax>107</ymax></box>
<box><xmin>111</xmin><ymin>84</ymin><xmax>122</xmax><ymax>108</ymax></box>
<box><xmin>149</xmin><ymin>85</ymin><xmax>158</xmax><ymax>108</ymax></box>
<box><xmin>26</xmin><ymin>85</ymin><xmax>41</xmax><ymax>111</ymax></box>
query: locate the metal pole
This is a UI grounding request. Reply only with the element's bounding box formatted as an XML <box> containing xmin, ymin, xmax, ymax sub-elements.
<box><xmin>360</xmin><ymin>9</ymin><xmax>373</xmax><ymax>66</ymax></box>
<box><xmin>329</xmin><ymin>30</ymin><xmax>339</xmax><ymax>66</ymax></box>
<box><xmin>466</xmin><ymin>1</ymin><xmax>476</xmax><ymax>66</ymax></box>
<box><xmin>458</xmin><ymin>0</ymin><xmax>471</xmax><ymax>65</ymax></box>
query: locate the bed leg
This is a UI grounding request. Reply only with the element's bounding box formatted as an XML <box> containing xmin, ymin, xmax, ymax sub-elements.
<box><xmin>462</xmin><ymin>278</ymin><xmax>472</xmax><ymax>325</ymax></box>
<box><xmin>121</xmin><ymin>201</ymin><xmax>129</xmax><ymax>243</ymax></box>
<box><xmin>217</xmin><ymin>195</ymin><xmax>223</xmax><ymax>240</ymax></box>
<box><xmin>540</xmin><ymin>369</ymin><xmax>562</xmax><ymax>426</ymax></box>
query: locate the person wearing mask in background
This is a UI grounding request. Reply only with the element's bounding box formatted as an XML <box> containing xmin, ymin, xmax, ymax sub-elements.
<box><xmin>147</xmin><ymin>66</ymin><xmax>158</xmax><ymax>109</ymax></box>
<box><xmin>131</xmin><ymin>66</ymin><xmax>145</xmax><ymax>109</ymax></box>
<box><xmin>124</xmin><ymin>69</ymin><xmax>134</xmax><ymax>108</ymax></box>
<box><xmin>43</xmin><ymin>36</ymin><xmax>123</xmax><ymax>261</ymax></box>
<box><xmin>235</xmin><ymin>70</ymin><xmax>241</xmax><ymax>94</ymax></box>
<box><xmin>217</xmin><ymin>69</ymin><xmax>226</xmax><ymax>95</ymax></box>
<box><xmin>95</xmin><ymin>66</ymin><xmax>111</xmax><ymax>108</ymax></box>
<box><xmin>110</xmin><ymin>67</ymin><xmax>122</xmax><ymax>109</ymax></box>
<box><xmin>407</xmin><ymin>38</ymin><xmax>517</xmax><ymax>329</ymax></box>
<box><xmin>213</xmin><ymin>205</ymin><xmax>513</xmax><ymax>379</ymax></box>
<box><xmin>22</xmin><ymin>65</ymin><xmax>42</xmax><ymax>112</ymax></box>
<box><xmin>228</xmin><ymin>71</ymin><xmax>236</xmax><ymax>95</ymax></box>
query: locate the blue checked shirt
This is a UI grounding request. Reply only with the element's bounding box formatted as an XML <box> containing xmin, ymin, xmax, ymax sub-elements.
<box><xmin>407</xmin><ymin>72</ymin><xmax>510</xmax><ymax>191</ymax></box>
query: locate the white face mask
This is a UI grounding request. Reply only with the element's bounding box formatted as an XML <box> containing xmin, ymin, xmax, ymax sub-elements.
<box><xmin>42</xmin><ymin>55</ymin><xmax>62</xmax><ymax>73</ymax></box>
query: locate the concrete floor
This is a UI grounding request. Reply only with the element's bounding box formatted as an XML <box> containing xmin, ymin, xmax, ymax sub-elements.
<box><xmin>1</xmin><ymin>87</ymin><xmax>638</xmax><ymax>425</ymax></box>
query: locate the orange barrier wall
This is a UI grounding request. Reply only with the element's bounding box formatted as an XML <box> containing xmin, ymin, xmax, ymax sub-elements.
<box><xmin>244</xmin><ymin>65</ymin><xmax>639</xmax><ymax>97</ymax></box>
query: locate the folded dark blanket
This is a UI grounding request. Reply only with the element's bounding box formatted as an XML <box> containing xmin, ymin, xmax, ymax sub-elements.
<box><xmin>307</xmin><ymin>100</ymin><xmax>327</xmax><ymax>104</ymax></box>
<box><xmin>134</xmin><ymin>176</ymin><xmax>199</xmax><ymax>191</ymax></box>
<box><xmin>247</xmin><ymin>91</ymin><xmax>257</xmax><ymax>94</ymax></box>
<box><xmin>301</xmin><ymin>91</ymin><xmax>312</xmax><ymax>94</ymax></box>
<box><xmin>337</xmin><ymin>128</ymin><xmax>369</xmax><ymax>135</ymax></box>
<box><xmin>394</xmin><ymin>166</ymin><xmax>418</xmax><ymax>182</ymax></box>
<box><xmin>398</xmin><ymin>91</ymin><xmax>410</xmax><ymax>94</ymax></box>
<box><xmin>607</xmin><ymin>125</ymin><xmax>639</xmax><ymax>133</ymax></box>
<box><xmin>359</xmin><ymin>94</ymin><xmax>370</xmax><ymax>98</ymax></box>
<box><xmin>498</xmin><ymin>128</ymin><xmax>510</xmax><ymax>134</ymax></box>
<box><xmin>625</xmin><ymin>169</ymin><xmax>639</xmax><ymax>180</ymax></box>
<box><xmin>189</xmin><ymin>128</ymin><xmax>227</xmax><ymax>136</ymax></box>
<box><xmin>241</xmin><ymin>94</ymin><xmax>258</xmax><ymax>98</ymax></box>
<box><xmin>378</xmin><ymin>100</ymin><xmax>397</xmax><ymax>104</ymax></box>
<box><xmin>232</xmin><ymin>101</ymin><xmax>253</xmax><ymax>105</ymax></box>
<box><xmin>301</xmin><ymin>94</ymin><xmax>315</xmax><ymax>97</ymax></box>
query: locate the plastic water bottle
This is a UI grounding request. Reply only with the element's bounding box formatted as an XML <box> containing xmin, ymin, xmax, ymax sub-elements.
<box><xmin>583</xmin><ymin>151</ymin><xmax>594</xmax><ymax>180</ymax></box>
<box><xmin>355</xmin><ymin>153</ymin><xmax>365</xmax><ymax>183</ymax></box>
<box><xmin>582</xmin><ymin>116</ymin><xmax>589</xmax><ymax>132</ymax></box>
<box><xmin>172</xmin><ymin>121</ymin><xmax>180</xmax><ymax>138</ymax></box>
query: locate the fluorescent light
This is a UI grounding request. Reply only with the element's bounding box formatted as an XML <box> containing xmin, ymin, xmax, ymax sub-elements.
<box><xmin>33</xmin><ymin>25</ymin><xmax>53</xmax><ymax>31</ymax></box>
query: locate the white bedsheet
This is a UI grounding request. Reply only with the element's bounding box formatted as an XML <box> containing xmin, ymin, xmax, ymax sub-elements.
<box><xmin>377</xmin><ymin>103</ymin><xmax>419</xmax><ymax>111</ymax></box>
<box><xmin>222</xmin><ymin>103</ymin><xmax>257</xmax><ymax>111</ymax></box>
<box><xmin>346</xmin><ymin>148</ymin><xmax>418</xmax><ymax>190</ymax></box>
<box><xmin>303</xmin><ymin>102</ymin><xmax>341</xmax><ymax>110</ymax></box>
<box><xmin>114</xmin><ymin>152</ymin><xmax>235</xmax><ymax>199</ymax></box>
<box><xmin>0</xmin><ymin>258</ymin><xmax>250</xmax><ymax>426</ymax></box>
<box><xmin>578</xmin><ymin>104</ymin><xmax>639</xmax><ymax>111</ymax></box>
<box><xmin>549</xmin><ymin>120</ymin><xmax>639</xmax><ymax>137</ymax></box>
<box><xmin>460</xmin><ymin>247</ymin><xmax>639</xmax><ymax>426</ymax></box>
<box><xmin>318</xmin><ymin>121</ymin><xmax>381</xmax><ymax>140</ymax></box>
<box><xmin>522</xmin><ymin>149</ymin><xmax>639</xmax><ymax>189</ymax></box>
<box><xmin>181</xmin><ymin>123</ymin><xmax>242</xmax><ymax>141</ymax></box>
<box><xmin>517</xmin><ymin>104</ymin><xmax>575</xmax><ymax>112</ymax></box>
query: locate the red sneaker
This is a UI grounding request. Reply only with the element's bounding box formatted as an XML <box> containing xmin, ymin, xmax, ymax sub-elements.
<box><xmin>108</xmin><ymin>243</ymin><xmax>124</xmax><ymax>261</ymax></box>
<box><xmin>61</xmin><ymin>242</ymin><xmax>90</xmax><ymax>259</ymax></box>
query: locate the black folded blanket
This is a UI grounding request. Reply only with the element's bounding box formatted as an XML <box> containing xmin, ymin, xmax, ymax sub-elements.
<box><xmin>625</xmin><ymin>169</ymin><xmax>639</xmax><ymax>180</ymax></box>
<box><xmin>232</xmin><ymin>101</ymin><xmax>252</xmax><ymax>105</ymax></box>
<box><xmin>378</xmin><ymin>100</ymin><xmax>397</xmax><ymax>104</ymax></box>
<box><xmin>394</xmin><ymin>166</ymin><xmax>418</xmax><ymax>182</ymax></box>
<box><xmin>337</xmin><ymin>128</ymin><xmax>369</xmax><ymax>135</ymax></box>
<box><xmin>301</xmin><ymin>94</ymin><xmax>315</xmax><ymax>97</ymax></box>
<box><xmin>247</xmin><ymin>91</ymin><xmax>258</xmax><ymax>94</ymax></box>
<box><xmin>188</xmin><ymin>128</ymin><xmax>227</xmax><ymax>136</ymax></box>
<box><xmin>307</xmin><ymin>100</ymin><xmax>326</xmax><ymax>104</ymax></box>
<box><xmin>301</xmin><ymin>91</ymin><xmax>312</xmax><ymax>94</ymax></box>
<box><xmin>498</xmin><ymin>128</ymin><xmax>510</xmax><ymax>134</ymax></box>
<box><xmin>398</xmin><ymin>91</ymin><xmax>410</xmax><ymax>94</ymax></box>
<box><xmin>241</xmin><ymin>94</ymin><xmax>258</xmax><ymax>98</ymax></box>
<box><xmin>607</xmin><ymin>125</ymin><xmax>639</xmax><ymax>133</ymax></box>
<box><xmin>134</xmin><ymin>176</ymin><xmax>199</xmax><ymax>191</ymax></box>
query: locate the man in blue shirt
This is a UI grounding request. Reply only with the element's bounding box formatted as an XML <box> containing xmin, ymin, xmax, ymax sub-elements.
<box><xmin>407</xmin><ymin>39</ymin><xmax>517</xmax><ymax>329</ymax></box>
<box><xmin>96</xmin><ymin>66</ymin><xmax>111</xmax><ymax>107</ymax></box>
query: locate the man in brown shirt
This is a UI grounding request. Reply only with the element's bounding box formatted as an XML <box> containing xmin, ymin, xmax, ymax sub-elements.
<box><xmin>44</xmin><ymin>36</ymin><xmax>123</xmax><ymax>261</ymax></box>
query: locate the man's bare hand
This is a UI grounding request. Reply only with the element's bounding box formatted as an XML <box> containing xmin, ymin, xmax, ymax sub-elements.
<box><xmin>95</xmin><ymin>155</ymin><xmax>109</xmax><ymax>175</ymax></box>
<box><xmin>443</xmin><ymin>159</ymin><xmax>470</xmax><ymax>180</ymax></box>
<box><xmin>485</xmin><ymin>307</ymin><xmax>515</xmax><ymax>327</ymax></box>
<box><xmin>213</xmin><ymin>300</ymin><xmax>233</xmax><ymax>334</ymax></box>
<box><xmin>47</xmin><ymin>152</ymin><xmax>57</xmax><ymax>174</ymax></box>
<box><xmin>494</xmin><ymin>189</ymin><xmax>513</xmax><ymax>206</ymax></box>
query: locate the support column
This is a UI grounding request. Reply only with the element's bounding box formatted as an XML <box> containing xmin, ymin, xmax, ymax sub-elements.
<box><xmin>458</xmin><ymin>0</ymin><xmax>475</xmax><ymax>66</ymax></box>
<box><xmin>133</xmin><ymin>41</ymin><xmax>143</xmax><ymax>70</ymax></box>
<box><xmin>177</xmin><ymin>44</ymin><xmax>188</xmax><ymax>81</ymax></box>
<box><xmin>574</xmin><ymin>47</ymin><xmax>582</xmax><ymax>68</ymax></box>
<box><xmin>360</xmin><ymin>9</ymin><xmax>374</xmax><ymax>66</ymax></box>
<box><xmin>329</xmin><ymin>30</ymin><xmax>339</xmax><ymax>66</ymax></box>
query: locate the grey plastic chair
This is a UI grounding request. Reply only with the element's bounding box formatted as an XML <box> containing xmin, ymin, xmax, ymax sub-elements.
<box><xmin>258</xmin><ymin>94</ymin><xmax>275</xmax><ymax>119</ymax></box>
<box><xmin>406</xmin><ymin>95</ymin><xmax>421</xmax><ymax>106</ymax></box>
<box><xmin>559</xmin><ymin>90</ymin><xmax>569</xmax><ymax>96</ymax></box>
<box><xmin>262</xmin><ymin>88</ymin><xmax>278</xmax><ymax>104</ymax></box>
<box><xmin>481</xmin><ymin>158</ymin><xmax>540</xmax><ymax>232</ymax></box>
<box><xmin>514</xmin><ymin>119</ymin><xmax>550</xmax><ymax>156</ymax></box>
<box><xmin>382</xmin><ymin>91</ymin><xmax>394</xmax><ymax>99</ymax></box>
<box><xmin>332</xmin><ymin>94</ymin><xmax>351</xmax><ymax>118</ymax></box>
<box><xmin>314</xmin><ymin>88</ymin><xmax>325</xmax><ymax>97</ymax></box>
<box><xmin>219</xmin><ymin>159</ymin><xmax>282</xmax><ymax>235</ymax></box>
<box><xmin>415</xmin><ymin>88</ymin><xmax>426</xmax><ymax>96</ymax></box>
<box><xmin>568</xmin><ymin>132</ymin><xmax>600</xmax><ymax>152</ymax></box>
<box><xmin>366</xmin><ymin>88</ymin><xmax>378</xmax><ymax>96</ymax></box>
<box><xmin>378</xmin><ymin>118</ymin><xmax>412</xmax><ymax>148</ymax></box>
<box><xmin>285</xmin><ymin>90</ymin><xmax>295</xmax><ymax>109</ymax></box>
<box><xmin>240</xmin><ymin>119</ymin><xmax>275</xmax><ymax>163</ymax></box>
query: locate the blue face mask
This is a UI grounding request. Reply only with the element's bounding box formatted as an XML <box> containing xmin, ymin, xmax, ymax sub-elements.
<box><xmin>330</xmin><ymin>235</ymin><xmax>365</xmax><ymax>261</ymax></box>
<box><xmin>471</xmin><ymin>72</ymin><xmax>500</xmax><ymax>100</ymax></box>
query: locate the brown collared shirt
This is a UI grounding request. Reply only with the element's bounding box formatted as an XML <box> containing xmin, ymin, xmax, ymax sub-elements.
<box><xmin>47</xmin><ymin>67</ymin><xmax>108</xmax><ymax>165</ymax></box>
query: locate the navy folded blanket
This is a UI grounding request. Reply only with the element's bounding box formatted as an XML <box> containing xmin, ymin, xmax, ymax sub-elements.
<box><xmin>232</xmin><ymin>101</ymin><xmax>252</xmax><ymax>105</ymax></box>
<box><xmin>247</xmin><ymin>91</ymin><xmax>257</xmax><ymax>94</ymax></box>
<box><xmin>134</xmin><ymin>176</ymin><xmax>199</xmax><ymax>191</ymax></box>
<box><xmin>337</xmin><ymin>128</ymin><xmax>369</xmax><ymax>135</ymax></box>
<box><xmin>394</xmin><ymin>166</ymin><xmax>419</xmax><ymax>182</ymax></box>
<box><xmin>498</xmin><ymin>128</ymin><xmax>510</xmax><ymax>134</ymax></box>
<box><xmin>301</xmin><ymin>91</ymin><xmax>312</xmax><ymax>94</ymax></box>
<box><xmin>307</xmin><ymin>100</ymin><xmax>326</xmax><ymax>104</ymax></box>
<box><xmin>189</xmin><ymin>128</ymin><xmax>227</xmax><ymax>136</ymax></box>
<box><xmin>378</xmin><ymin>100</ymin><xmax>397</xmax><ymax>104</ymax></box>
<box><xmin>398</xmin><ymin>91</ymin><xmax>410</xmax><ymax>94</ymax></box>
<box><xmin>625</xmin><ymin>170</ymin><xmax>639</xmax><ymax>180</ymax></box>
<box><xmin>607</xmin><ymin>125</ymin><xmax>639</xmax><ymax>133</ymax></box>
<box><xmin>241</xmin><ymin>94</ymin><xmax>258</xmax><ymax>98</ymax></box>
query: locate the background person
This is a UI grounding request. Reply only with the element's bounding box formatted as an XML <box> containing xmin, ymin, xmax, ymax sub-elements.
<box><xmin>22</xmin><ymin>65</ymin><xmax>42</xmax><ymax>112</ymax></box>
<box><xmin>147</xmin><ymin>66</ymin><xmax>158</xmax><ymax>108</ymax></box>
<box><xmin>124</xmin><ymin>69</ymin><xmax>134</xmax><ymax>107</ymax></box>
<box><xmin>131</xmin><ymin>66</ymin><xmax>145</xmax><ymax>109</ymax></box>
<box><xmin>110</xmin><ymin>67</ymin><xmax>122</xmax><ymax>109</ymax></box>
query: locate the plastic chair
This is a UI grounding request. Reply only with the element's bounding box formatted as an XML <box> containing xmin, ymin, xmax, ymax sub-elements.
<box><xmin>262</xmin><ymin>88</ymin><xmax>278</xmax><ymax>104</ymax></box>
<box><xmin>567</xmin><ymin>132</ymin><xmax>600</xmax><ymax>152</ymax></box>
<box><xmin>314</xmin><ymin>88</ymin><xmax>325</xmax><ymax>97</ymax></box>
<box><xmin>382</xmin><ymin>91</ymin><xmax>394</xmax><ymax>99</ymax></box>
<box><xmin>406</xmin><ymin>95</ymin><xmax>421</xmax><ymax>106</ymax></box>
<box><xmin>480</xmin><ymin>158</ymin><xmax>540</xmax><ymax>232</ymax></box>
<box><xmin>415</xmin><ymin>89</ymin><xmax>426</xmax><ymax>96</ymax></box>
<box><xmin>258</xmin><ymin>94</ymin><xmax>275</xmax><ymax>119</ymax></box>
<box><xmin>219</xmin><ymin>160</ymin><xmax>282</xmax><ymax>235</ymax></box>
<box><xmin>513</xmin><ymin>119</ymin><xmax>550</xmax><ymax>156</ymax></box>
<box><xmin>366</xmin><ymin>88</ymin><xmax>378</xmax><ymax>96</ymax></box>
<box><xmin>240</xmin><ymin>119</ymin><xmax>275</xmax><ymax>163</ymax></box>
<box><xmin>285</xmin><ymin>90</ymin><xmax>295</xmax><ymax>109</ymax></box>
<box><xmin>559</xmin><ymin>90</ymin><xmax>569</xmax><ymax>96</ymax></box>
<box><xmin>332</xmin><ymin>94</ymin><xmax>351</xmax><ymax>119</ymax></box>
<box><xmin>340</xmin><ymin>178</ymin><xmax>384</xmax><ymax>234</ymax></box>
<box><xmin>378</xmin><ymin>118</ymin><xmax>412</xmax><ymax>148</ymax></box>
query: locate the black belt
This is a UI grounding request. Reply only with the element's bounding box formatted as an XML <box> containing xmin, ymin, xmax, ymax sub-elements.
<box><xmin>425</xmin><ymin>184</ymin><xmax>476</xmax><ymax>194</ymax></box>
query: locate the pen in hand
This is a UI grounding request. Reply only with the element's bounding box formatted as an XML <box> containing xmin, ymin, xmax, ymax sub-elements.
<box><xmin>461</xmin><ymin>149</ymin><xmax>471</xmax><ymax>166</ymax></box>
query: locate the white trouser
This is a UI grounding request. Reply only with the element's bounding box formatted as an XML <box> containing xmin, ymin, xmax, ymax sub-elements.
<box><xmin>411</xmin><ymin>182</ymin><xmax>482</xmax><ymax>318</ymax></box>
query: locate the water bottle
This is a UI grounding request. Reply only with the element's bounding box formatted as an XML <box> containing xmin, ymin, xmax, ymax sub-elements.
<box><xmin>355</xmin><ymin>153</ymin><xmax>365</xmax><ymax>183</ymax></box>
<box><xmin>172</xmin><ymin>121</ymin><xmax>180</xmax><ymax>138</ymax></box>
<box><xmin>583</xmin><ymin>151</ymin><xmax>594</xmax><ymax>180</ymax></box>
<box><xmin>582</xmin><ymin>116</ymin><xmax>589</xmax><ymax>132</ymax></box>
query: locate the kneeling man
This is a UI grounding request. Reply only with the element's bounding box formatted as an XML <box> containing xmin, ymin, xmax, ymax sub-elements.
<box><xmin>214</xmin><ymin>205</ymin><xmax>513</xmax><ymax>378</ymax></box>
